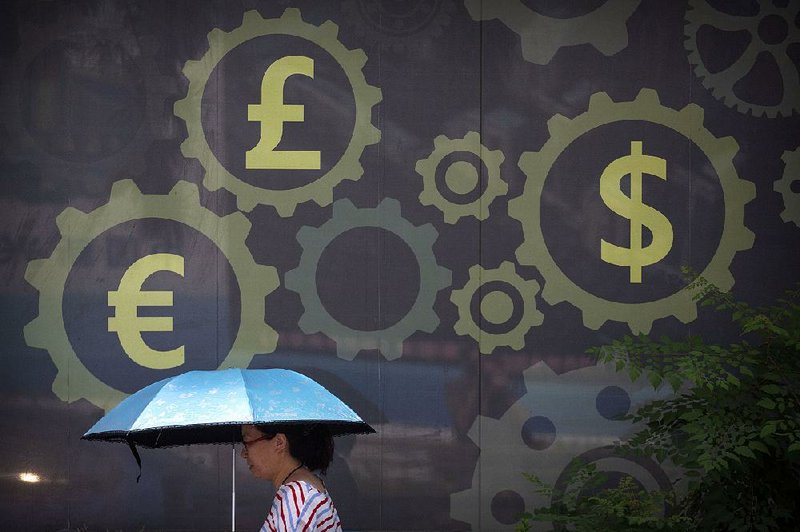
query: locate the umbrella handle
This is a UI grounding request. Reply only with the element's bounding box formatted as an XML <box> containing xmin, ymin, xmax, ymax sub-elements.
<box><xmin>231</xmin><ymin>445</ymin><xmax>236</xmax><ymax>532</ymax></box>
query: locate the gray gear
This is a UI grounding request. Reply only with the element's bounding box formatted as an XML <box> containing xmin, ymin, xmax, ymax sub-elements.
<box><xmin>450</xmin><ymin>361</ymin><xmax>678</xmax><ymax>530</ymax></box>
<box><xmin>285</xmin><ymin>198</ymin><xmax>451</xmax><ymax>360</ymax></box>
<box><xmin>685</xmin><ymin>0</ymin><xmax>800</xmax><ymax>118</ymax></box>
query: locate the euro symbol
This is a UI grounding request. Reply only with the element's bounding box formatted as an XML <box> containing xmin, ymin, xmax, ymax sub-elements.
<box><xmin>246</xmin><ymin>55</ymin><xmax>321</xmax><ymax>170</ymax></box>
<box><xmin>107</xmin><ymin>253</ymin><xmax>185</xmax><ymax>369</ymax></box>
<box><xmin>600</xmin><ymin>141</ymin><xmax>673</xmax><ymax>284</ymax></box>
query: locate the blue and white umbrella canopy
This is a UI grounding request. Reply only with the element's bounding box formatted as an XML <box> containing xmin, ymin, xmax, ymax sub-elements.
<box><xmin>83</xmin><ymin>368</ymin><xmax>375</xmax><ymax>448</ymax></box>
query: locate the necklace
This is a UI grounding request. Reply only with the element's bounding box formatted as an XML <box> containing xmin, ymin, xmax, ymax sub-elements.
<box><xmin>281</xmin><ymin>463</ymin><xmax>303</xmax><ymax>486</ymax></box>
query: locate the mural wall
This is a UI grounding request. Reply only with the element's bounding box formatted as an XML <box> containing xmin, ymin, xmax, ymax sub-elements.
<box><xmin>1</xmin><ymin>0</ymin><xmax>799</xmax><ymax>530</ymax></box>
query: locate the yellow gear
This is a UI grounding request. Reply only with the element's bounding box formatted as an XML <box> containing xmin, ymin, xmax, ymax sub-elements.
<box><xmin>775</xmin><ymin>147</ymin><xmax>800</xmax><ymax>227</ymax></box>
<box><xmin>174</xmin><ymin>8</ymin><xmax>382</xmax><ymax>216</ymax></box>
<box><xmin>451</xmin><ymin>262</ymin><xmax>543</xmax><ymax>354</ymax></box>
<box><xmin>416</xmin><ymin>131</ymin><xmax>508</xmax><ymax>224</ymax></box>
<box><xmin>508</xmin><ymin>89</ymin><xmax>756</xmax><ymax>333</ymax></box>
<box><xmin>24</xmin><ymin>180</ymin><xmax>279</xmax><ymax>412</ymax></box>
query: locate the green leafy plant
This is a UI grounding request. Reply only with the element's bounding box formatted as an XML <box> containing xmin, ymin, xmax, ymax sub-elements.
<box><xmin>516</xmin><ymin>462</ymin><xmax>689</xmax><ymax>532</ymax></box>
<box><xmin>519</xmin><ymin>274</ymin><xmax>800</xmax><ymax>530</ymax></box>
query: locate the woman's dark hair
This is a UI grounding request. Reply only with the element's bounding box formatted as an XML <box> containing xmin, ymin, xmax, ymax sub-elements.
<box><xmin>255</xmin><ymin>423</ymin><xmax>334</xmax><ymax>474</ymax></box>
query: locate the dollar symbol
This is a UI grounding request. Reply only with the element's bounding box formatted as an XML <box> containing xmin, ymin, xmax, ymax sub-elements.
<box><xmin>600</xmin><ymin>141</ymin><xmax>673</xmax><ymax>283</ymax></box>
<box><xmin>107</xmin><ymin>253</ymin><xmax>185</xmax><ymax>369</ymax></box>
<box><xmin>246</xmin><ymin>55</ymin><xmax>321</xmax><ymax>170</ymax></box>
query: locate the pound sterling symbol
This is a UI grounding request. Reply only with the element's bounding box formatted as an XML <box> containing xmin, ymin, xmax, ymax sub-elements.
<box><xmin>107</xmin><ymin>253</ymin><xmax>185</xmax><ymax>369</ymax></box>
<box><xmin>246</xmin><ymin>55</ymin><xmax>321</xmax><ymax>170</ymax></box>
<box><xmin>600</xmin><ymin>141</ymin><xmax>673</xmax><ymax>283</ymax></box>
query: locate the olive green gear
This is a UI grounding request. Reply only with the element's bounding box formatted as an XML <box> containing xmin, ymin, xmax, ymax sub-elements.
<box><xmin>775</xmin><ymin>147</ymin><xmax>800</xmax><ymax>227</ymax></box>
<box><xmin>685</xmin><ymin>0</ymin><xmax>800</xmax><ymax>118</ymax></box>
<box><xmin>463</xmin><ymin>0</ymin><xmax>640</xmax><ymax>65</ymax></box>
<box><xmin>173</xmin><ymin>8</ymin><xmax>382</xmax><ymax>216</ymax></box>
<box><xmin>23</xmin><ymin>179</ymin><xmax>280</xmax><ymax>412</ymax></box>
<box><xmin>450</xmin><ymin>361</ymin><xmax>676</xmax><ymax>531</ymax></box>
<box><xmin>416</xmin><ymin>131</ymin><xmax>508</xmax><ymax>224</ymax></box>
<box><xmin>508</xmin><ymin>88</ymin><xmax>756</xmax><ymax>334</ymax></box>
<box><xmin>450</xmin><ymin>262</ymin><xmax>543</xmax><ymax>354</ymax></box>
<box><xmin>284</xmin><ymin>198</ymin><xmax>451</xmax><ymax>360</ymax></box>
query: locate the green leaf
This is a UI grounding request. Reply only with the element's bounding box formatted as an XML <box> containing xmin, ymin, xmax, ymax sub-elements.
<box><xmin>761</xmin><ymin>384</ymin><xmax>783</xmax><ymax>395</ymax></box>
<box><xmin>757</xmin><ymin>398</ymin><xmax>777</xmax><ymax>410</ymax></box>
<box><xmin>734</xmin><ymin>446</ymin><xmax>756</xmax><ymax>459</ymax></box>
<box><xmin>760</xmin><ymin>424</ymin><xmax>777</xmax><ymax>438</ymax></box>
<box><xmin>748</xmin><ymin>441</ymin><xmax>770</xmax><ymax>454</ymax></box>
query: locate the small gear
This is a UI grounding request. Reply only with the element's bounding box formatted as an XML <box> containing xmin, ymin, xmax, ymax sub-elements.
<box><xmin>284</xmin><ymin>198</ymin><xmax>451</xmax><ymax>360</ymax></box>
<box><xmin>685</xmin><ymin>0</ymin><xmax>800</xmax><ymax>118</ymax></box>
<box><xmin>340</xmin><ymin>0</ymin><xmax>455</xmax><ymax>53</ymax></box>
<box><xmin>24</xmin><ymin>180</ymin><xmax>279</xmax><ymax>411</ymax></box>
<box><xmin>450</xmin><ymin>361</ymin><xmax>676</xmax><ymax>531</ymax></box>
<box><xmin>174</xmin><ymin>8</ymin><xmax>382</xmax><ymax>216</ymax></box>
<box><xmin>463</xmin><ymin>0</ymin><xmax>641</xmax><ymax>65</ymax></box>
<box><xmin>451</xmin><ymin>262</ymin><xmax>543</xmax><ymax>354</ymax></box>
<box><xmin>416</xmin><ymin>131</ymin><xmax>508</xmax><ymax>224</ymax></box>
<box><xmin>508</xmin><ymin>88</ymin><xmax>756</xmax><ymax>333</ymax></box>
<box><xmin>775</xmin><ymin>147</ymin><xmax>800</xmax><ymax>227</ymax></box>
<box><xmin>0</xmin><ymin>2</ymin><xmax>180</xmax><ymax>196</ymax></box>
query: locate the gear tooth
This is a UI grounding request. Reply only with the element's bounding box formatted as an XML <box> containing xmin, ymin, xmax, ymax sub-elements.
<box><xmin>24</xmin><ymin>259</ymin><xmax>48</xmax><ymax>287</ymax></box>
<box><xmin>222</xmin><ymin>211</ymin><xmax>252</xmax><ymax>236</ymax></box>
<box><xmin>463</xmin><ymin>131</ymin><xmax>481</xmax><ymax>147</ymax></box>
<box><xmin>320</xmin><ymin>20</ymin><xmax>339</xmax><ymax>38</ymax></box>
<box><xmin>546</xmin><ymin>113</ymin><xmax>571</xmax><ymax>135</ymax></box>
<box><xmin>679</xmin><ymin>103</ymin><xmax>705</xmax><ymax>127</ymax></box>
<box><xmin>334</xmin><ymin>198</ymin><xmax>357</xmax><ymax>217</ymax></box>
<box><xmin>180</xmin><ymin>59</ymin><xmax>203</xmax><ymax>80</ymax></box>
<box><xmin>23</xmin><ymin>317</ymin><xmax>47</xmax><ymax>347</ymax></box>
<box><xmin>349</xmin><ymin>48</ymin><xmax>368</xmax><ymax>69</ymax></box>
<box><xmin>298</xmin><ymin>313</ymin><xmax>322</xmax><ymax>333</ymax></box>
<box><xmin>310</xmin><ymin>183</ymin><xmax>335</xmax><ymax>206</ymax></box>
<box><xmin>582</xmin><ymin>311</ymin><xmax>608</xmax><ymax>331</ymax></box>
<box><xmin>281</xmin><ymin>7</ymin><xmax>303</xmax><ymax>23</ymax></box>
<box><xmin>588</xmin><ymin>91</ymin><xmax>615</xmax><ymax>109</ymax></box>
<box><xmin>635</xmin><ymin>88</ymin><xmax>661</xmax><ymax>107</ymax></box>
<box><xmin>207</xmin><ymin>27</ymin><xmax>226</xmax><ymax>46</ymax></box>
<box><xmin>236</xmin><ymin>193</ymin><xmax>259</xmax><ymax>213</ymax></box>
<box><xmin>54</xmin><ymin>207</ymin><xmax>84</xmax><ymax>234</ymax></box>
<box><xmin>243</xmin><ymin>10</ymin><xmax>264</xmax><ymax>25</ymax></box>
<box><xmin>379</xmin><ymin>197</ymin><xmax>402</xmax><ymax>217</ymax></box>
<box><xmin>109</xmin><ymin>179</ymin><xmax>142</xmax><ymax>199</ymax></box>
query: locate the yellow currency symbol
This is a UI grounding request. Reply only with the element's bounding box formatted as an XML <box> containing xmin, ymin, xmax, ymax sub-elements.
<box><xmin>107</xmin><ymin>253</ymin><xmax>185</xmax><ymax>369</ymax></box>
<box><xmin>246</xmin><ymin>55</ymin><xmax>321</xmax><ymax>170</ymax></box>
<box><xmin>600</xmin><ymin>141</ymin><xmax>673</xmax><ymax>283</ymax></box>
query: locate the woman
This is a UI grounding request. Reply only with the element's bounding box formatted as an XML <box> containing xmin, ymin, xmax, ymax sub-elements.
<box><xmin>241</xmin><ymin>423</ymin><xmax>342</xmax><ymax>532</ymax></box>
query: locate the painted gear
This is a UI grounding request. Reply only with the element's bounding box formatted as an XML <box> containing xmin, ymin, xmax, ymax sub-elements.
<box><xmin>341</xmin><ymin>0</ymin><xmax>455</xmax><ymax>53</ymax></box>
<box><xmin>1</xmin><ymin>1</ymin><xmax>180</xmax><ymax>194</ymax></box>
<box><xmin>416</xmin><ymin>131</ymin><xmax>508</xmax><ymax>224</ymax></box>
<box><xmin>508</xmin><ymin>88</ymin><xmax>756</xmax><ymax>334</ymax></box>
<box><xmin>451</xmin><ymin>262</ymin><xmax>543</xmax><ymax>354</ymax></box>
<box><xmin>463</xmin><ymin>0</ymin><xmax>641</xmax><ymax>65</ymax></box>
<box><xmin>173</xmin><ymin>8</ymin><xmax>382</xmax><ymax>216</ymax></box>
<box><xmin>685</xmin><ymin>0</ymin><xmax>800</xmax><ymax>118</ymax></box>
<box><xmin>450</xmin><ymin>361</ymin><xmax>676</xmax><ymax>531</ymax></box>
<box><xmin>775</xmin><ymin>147</ymin><xmax>800</xmax><ymax>227</ymax></box>
<box><xmin>284</xmin><ymin>198</ymin><xmax>451</xmax><ymax>360</ymax></box>
<box><xmin>24</xmin><ymin>180</ymin><xmax>279</xmax><ymax>412</ymax></box>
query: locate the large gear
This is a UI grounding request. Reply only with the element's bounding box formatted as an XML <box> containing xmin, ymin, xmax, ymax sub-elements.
<box><xmin>450</xmin><ymin>361</ymin><xmax>676</xmax><ymax>531</ymax></box>
<box><xmin>416</xmin><ymin>131</ymin><xmax>508</xmax><ymax>224</ymax></box>
<box><xmin>340</xmin><ymin>0</ymin><xmax>455</xmax><ymax>53</ymax></box>
<box><xmin>23</xmin><ymin>180</ymin><xmax>279</xmax><ymax>412</ymax></box>
<box><xmin>451</xmin><ymin>262</ymin><xmax>543</xmax><ymax>354</ymax></box>
<box><xmin>508</xmin><ymin>88</ymin><xmax>756</xmax><ymax>334</ymax></box>
<box><xmin>173</xmin><ymin>8</ymin><xmax>382</xmax><ymax>216</ymax></box>
<box><xmin>1</xmin><ymin>1</ymin><xmax>180</xmax><ymax>194</ymax></box>
<box><xmin>284</xmin><ymin>198</ymin><xmax>451</xmax><ymax>360</ymax></box>
<box><xmin>685</xmin><ymin>0</ymin><xmax>800</xmax><ymax>118</ymax></box>
<box><xmin>463</xmin><ymin>0</ymin><xmax>640</xmax><ymax>65</ymax></box>
<box><xmin>775</xmin><ymin>147</ymin><xmax>800</xmax><ymax>227</ymax></box>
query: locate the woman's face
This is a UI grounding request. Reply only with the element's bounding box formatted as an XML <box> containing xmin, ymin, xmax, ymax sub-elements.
<box><xmin>240</xmin><ymin>424</ymin><xmax>278</xmax><ymax>480</ymax></box>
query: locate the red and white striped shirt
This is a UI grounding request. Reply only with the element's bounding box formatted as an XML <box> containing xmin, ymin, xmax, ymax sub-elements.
<box><xmin>261</xmin><ymin>480</ymin><xmax>342</xmax><ymax>532</ymax></box>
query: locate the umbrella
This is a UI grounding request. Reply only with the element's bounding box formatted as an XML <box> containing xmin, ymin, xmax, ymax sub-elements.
<box><xmin>82</xmin><ymin>368</ymin><xmax>375</xmax><ymax>530</ymax></box>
